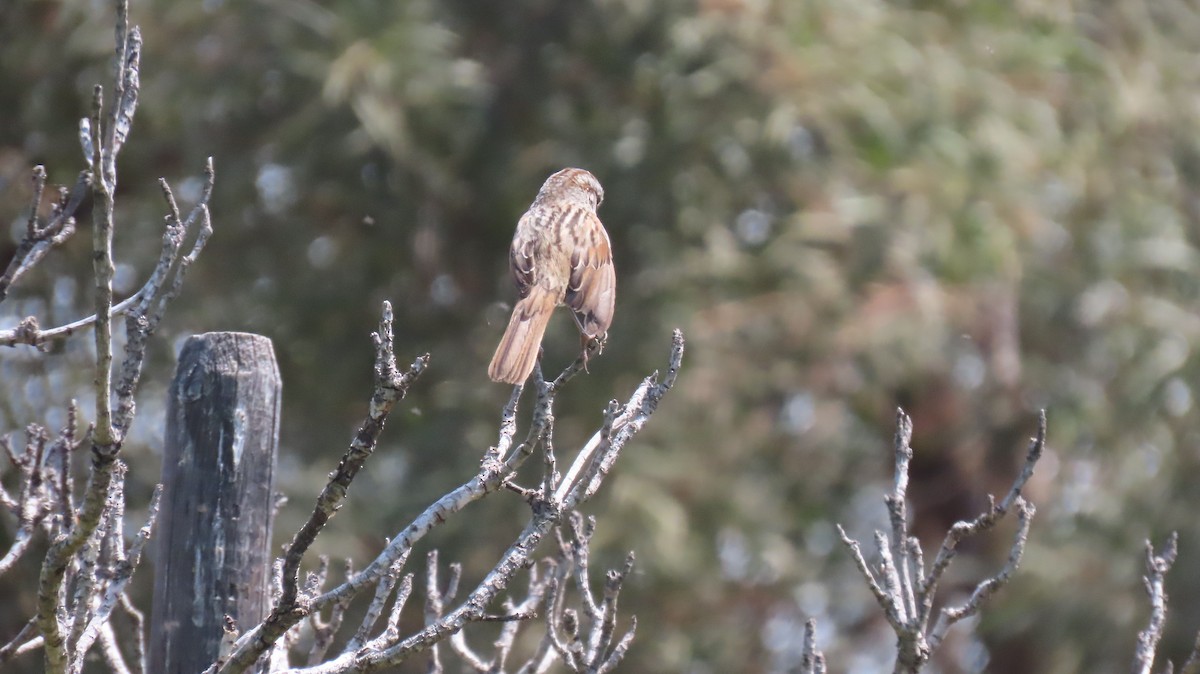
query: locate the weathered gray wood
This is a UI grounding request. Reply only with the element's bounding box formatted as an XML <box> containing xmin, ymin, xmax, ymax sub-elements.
<box><xmin>150</xmin><ymin>332</ymin><xmax>281</xmax><ymax>672</ymax></box>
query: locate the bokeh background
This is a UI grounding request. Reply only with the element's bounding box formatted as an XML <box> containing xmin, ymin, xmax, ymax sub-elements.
<box><xmin>3</xmin><ymin>0</ymin><xmax>1200</xmax><ymax>672</ymax></box>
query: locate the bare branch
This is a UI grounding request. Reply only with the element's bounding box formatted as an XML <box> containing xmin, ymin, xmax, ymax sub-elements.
<box><xmin>559</xmin><ymin>329</ymin><xmax>685</xmax><ymax>508</ymax></box>
<box><xmin>0</xmin><ymin>291</ymin><xmax>141</xmax><ymax>349</ymax></box>
<box><xmin>97</xmin><ymin>622</ymin><xmax>132</xmax><ymax>674</ymax></box>
<box><xmin>66</xmin><ymin>462</ymin><xmax>118</xmax><ymax>668</ymax></box>
<box><xmin>38</xmin><ymin>440</ymin><xmax>123</xmax><ymax>671</ymax></box>
<box><xmin>342</xmin><ymin>554</ymin><xmax>405</xmax><ymax>655</ymax></box>
<box><xmin>111</xmin><ymin>25</ymin><xmax>141</xmax><ymax>157</ymax></box>
<box><xmin>836</xmin><ymin>525</ymin><xmax>902</xmax><ymax>628</ymax></box>
<box><xmin>885</xmin><ymin>409</ymin><xmax>917</xmax><ymax>623</ymax></box>
<box><xmin>565</xmin><ymin>514</ymin><xmax>600</xmax><ymax>619</ymax></box>
<box><xmin>306</xmin><ymin>559</ymin><xmax>352</xmax><ymax>665</ymax></box>
<box><xmin>481</xmin><ymin>567</ymin><xmax>548</xmax><ymax>672</ymax></box>
<box><xmin>118</xmin><ymin>593</ymin><xmax>147</xmax><ymax>674</ymax></box>
<box><xmin>921</xmin><ymin>411</ymin><xmax>1046</xmax><ymax>618</ymax></box>
<box><xmin>0</xmin><ymin>157</ymin><xmax>214</xmax><ymax>352</ymax></box>
<box><xmin>0</xmin><ymin>619</ymin><xmax>40</xmax><ymax>663</ymax></box>
<box><xmin>215</xmin><ymin>301</ymin><xmax>428</xmax><ymax>673</ymax></box>
<box><xmin>365</xmin><ymin>573</ymin><xmax>413</xmax><ymax>652</ymax></box>
<box><xmin>3</xmin><ymin>636</ymin><xmax>45</xmax><ymax>662</ymax></box>
<box><xmin>516</xmin><ymin>517</ymin><xmax>636</xmax><ymax>674</ymax></box>
<box><xmin>91</xmin><ymin>81</ymin><xmax>117</xmax><ymax>448</ymax></box>
<box><xmin>26</xmin><ymin>165</ymin><xmax>48</xmax><ymax>238</ymax></box>
<box><xmin>833</xmin><ymin>410</ymin><xmax>1045</xmax><ymax>673</ymax></box>
<box><xmin>543</xmin><ymin>563</ymin><xmax>584</xmax><ymax>671</ymax></box>
<box><xmin>264</xmin><ymin>334</ymin><xmax>682</xmax><ymax>673</ymax></box>
<box><xmin>997</xmin><ymin>409</ymin><xmax>1046</xmax><ymax>513</ymax></box>
<box><xmin>117</xmin><ymin>173</ymin><xmax>210</xmax><ymax>418</ymax></box>
<box><xmin>929</xmin><ymin>497</ymin><xmax>1035</xmax><ymax>649</ymax></box>
<box><xmin>800</xmin><ymin>619</ymin><xmax>824</xmax><ymax>674</ymax></box>
<box><xmin>0</xmin><ymin>414</ymin><xmax>84</xmax><ymax>578</ymax></box>
<box><xmin>448</xmin><ymin>629</ymin><xmax>489</xmax><ymax>672</ymax></box>
<box><xmin>588</xmin><ymin>552</ymin><xmax>635</xmax><ymax>671</ymax></box>
<box><xmin>0</xmin><ymin>168</ymin><xmax>87</xmax><ymax>306</ymax></box>
<box><xmin>72</xmin><ymin>484</ymin><xmax>163</xmax><ymax>666</ymax></box>
<box><xmin>26</xmin><ymin>3</ymin><xmax>204</xmax><ymax>671</ymax></box>
<box><xmin>1131</xmin><ymin>533</ymin><xmax>1179</xmax><ymax>674</ymax></box>
<box><xmin>0</xmin><ymin>509</ymin><xmax>34</xmax><ymax>576</ymax></box>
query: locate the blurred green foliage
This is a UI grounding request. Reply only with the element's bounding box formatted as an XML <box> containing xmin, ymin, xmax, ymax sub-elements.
<box><xmin>3</xmin><ymin>0</ymin><xmax>1200</xmax><ymax>672</ymax></box>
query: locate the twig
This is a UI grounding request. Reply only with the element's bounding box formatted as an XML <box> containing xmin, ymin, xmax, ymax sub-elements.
<box><xmin>7</xmin><ymin>637</ymin><xmax>44</xmax><ymax>661</ymax></box>
<box><xmin>1131</xmin><ymin>533</ymin><xmax>1179</xmax><ymax>674</ymax></box>
<box><xmin>0</xmin><ymin>168</ymin><xmax>88</xmax><ymax>306</ymax></box>
<box><xmin>362</xmin><ymin>573</ymin><xmax>412</xmax><ymax>653</ymax></box>
<box><xmin>885</xmin><ymin>410</ymin><xmax>916</xmax><ymax>623</ymax></box>
<box><xmin>565</xmin><ymin>514</ymin><xmax>600</xmax><ymax>618</ymax></box>
<box><xmin>214</xmin><ymin>302</ymin><xmax>428</xmax><ymax>673</ymax></box>
<box><xmin>422</xmin><ymin>550</ymin><xmax>462</xmax><ymax>674</ymax></box>
<box><xmin>835</xmin><ymin>409</ymin><xmax>1045</xmax><ymax>673</ymax></box>
<box><xmin>97</xmin><ymin>622</ymin><xmax>132</xmax><ymax>674</ymax></box>
<box><xmin>72</xmin><ymin>484</ymin><xmax>163</xmax><ymax>667</ymax></box>
<box><xmin>255</xmin><ymin>336</ymin><xmax>636</xmax><ymax>655</ymax></box>
<box><xmin>424</xmin><ymin>551</ymin><xmax>448</xmax><ymax>671</ymax></box>
<box><xmin>0</xmin><ymin>159</ymin><xmax>212</xmax><ymax>351</ymax></box>
<box><xmin>65</xmin><ymin>463</ymin><xmax>115</xmax><ymax>668</ymax></box>
<box><xmin>307</xmin><ymin>559</ymin><xmax>353</xmax><ymax>665</ymax></box>
<box><xmin>558</xmin><ymin>329</ymin><xmax>684</xmax><ymax>507</ymax></box>
<box><xmin>837</xmin><ymin>525</ymin><xmax>902</xmax><ymax>626</ymax></box>
<box><xmin>36</xmin><ymin>12</ymin><xmax>137</xmax><ymax>661</ymax></box>
<box><xmin>491</xmin><ymin>568</ymin><xmax>548</xmax><ymax>671</ymax></box>
<box><xmin>588</xmin><ymin>552</ymin><xmax>635</xmax><ymax>672</ymax></box>
<box><xmin>276</xmin><ymin>333</ymin><xmax>683</xmax><ymax>673</ymax></box>
<box><xmin>28</xmin><ymin>3</ymin><xmax>205</xmax><ymax>671</ymax></box>
<box><xmin>529</xmin><ymin>519</ymin><xmax>637</xmax><ymax>674</ymax></box>
<box><xmin>343</xmin><ymin>555</ymin><xmax>406</xmax><ymax>655</ymax></box>
<box><xmin>118</xmin><ymin>593</ymin><xmax>147</xmax><ymax>674</ymax></box>
<box><xmin>920</xmin><ymin>410</ymin><xmax>1046</xmax><ymax>626</ymax></box>
<box><xmin>544</xmin><ymin>562</ymin><xmax>584</xmax><ymax>671</ymax></box>
<box><xmin>91</xmin><ymin>80</ymin><xmax>117</xmax><ymax>451</ymax></box>
<box><xmin>928</xmin><ymin>497</ymin><xmax>1035</xmax><ymax>649</ymax></box>
<box><xmin>800</xmin><ymin>619</ymin><xmax>825</xmax><ymax>674</ymax></box>
<box><xmin>113</xmin><ymin>160</ymin><xmax>214</xmax><ymax>434</ymax></box>
<box><xmin>0</xmin><ymin>619</ymin><xmax>39</xmax><ymax>663</ymax></box>
<box><xmin>1</xmin><ymin>292</ymin><xmax>141</xmax><ymax>348</ymax></box>
<box><xmin>505</xmin><ymin>362</ymin><xmax>555</xmax><ymax>474</ymax></box>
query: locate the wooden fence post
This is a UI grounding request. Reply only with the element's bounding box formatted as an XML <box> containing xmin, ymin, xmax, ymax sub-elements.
<box><xmin>150</xmin><ymin>332</ymin><xmax>281</xmax><ymax>672</ymax></box>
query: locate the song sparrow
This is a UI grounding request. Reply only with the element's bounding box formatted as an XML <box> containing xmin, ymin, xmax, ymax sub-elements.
<box><xmin>488</xmin><ymin>168</ymin><xmax>616</xmax><ymax>384</ymax></box>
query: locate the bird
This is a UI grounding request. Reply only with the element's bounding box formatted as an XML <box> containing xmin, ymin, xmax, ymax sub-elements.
<box><xmin>488</xmin><ymin>168</ymin><xmax>616</xmax><ymax>385</ymax></box>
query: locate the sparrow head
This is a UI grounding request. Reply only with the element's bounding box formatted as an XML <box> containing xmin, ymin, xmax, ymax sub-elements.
<box><xmin>538</xmin><ymin>168</ymin><xmax>604</xmax><ymax>210</ymax></box>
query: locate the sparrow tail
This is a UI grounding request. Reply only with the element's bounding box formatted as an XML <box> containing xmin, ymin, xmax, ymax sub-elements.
<box><xmin>488</xmin><ymin>287</ymin><xmax>557</xmax><ymax>385</ymax></box>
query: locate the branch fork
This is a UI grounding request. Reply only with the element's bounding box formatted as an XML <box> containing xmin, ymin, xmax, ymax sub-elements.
<box><xmin>834</xmin><ymin>409</ymin><xmax>1045</xmax><ymax>673</ymax></box>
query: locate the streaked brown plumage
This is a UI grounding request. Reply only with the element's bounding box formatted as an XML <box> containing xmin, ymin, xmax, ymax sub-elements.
<box><xmin>488</xmin><ymin>168</ymin><xmax>615</xmax><ymax>385</ymax></box>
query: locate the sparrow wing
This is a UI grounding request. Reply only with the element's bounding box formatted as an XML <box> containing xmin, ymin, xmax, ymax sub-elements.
<box><xmin>509</xmin><ymin>212</ymin><xmax>536</xmax><ymax>299</ymax></box>
<box><xmin>565</xmin><ymin>211</ymin><xmax>615</xmax><ymax>338</ymax></box>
